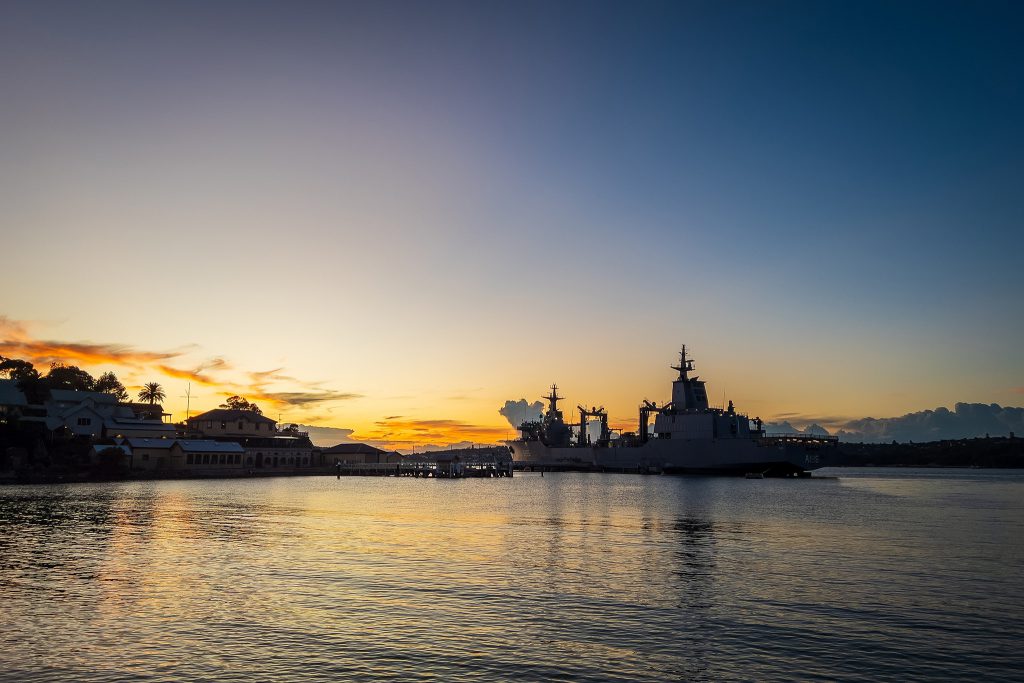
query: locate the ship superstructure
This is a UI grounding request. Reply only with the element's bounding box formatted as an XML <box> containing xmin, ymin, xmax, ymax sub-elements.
<box><xmin>509</xmin><ymin>346</ymin><xmax>836</xmax><ymax>476</ymax></box>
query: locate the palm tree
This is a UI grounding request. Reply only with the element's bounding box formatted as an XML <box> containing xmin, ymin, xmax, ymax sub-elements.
<box><xmin>138</xmin><ymin>382</ymin><xmax>166</xmax><ymax>405</ymax></box>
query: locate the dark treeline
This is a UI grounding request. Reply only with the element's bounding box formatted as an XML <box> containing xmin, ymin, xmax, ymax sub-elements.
<box><xmin>0</xmin><ymin>356</ymin><xmax>133</xmax><ymax>404</ymax></box>
<box><xmin>835</xmin><ymin>436</ymin><xmax>1024</xmax><ymax>468</ymax></box>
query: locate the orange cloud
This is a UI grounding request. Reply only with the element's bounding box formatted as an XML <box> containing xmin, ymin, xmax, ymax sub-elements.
<box><xmin>243</xmin><ymin>388</ymin><xmax>363</xmax><ymax>411</ymax></box>
<box><xmin>0</xmin><ymin>316</ymin><xmax>29</xmax><ymax>337</ymax></box>
<box><xmin>156</xmin><ymin>364</ymin><xmax>223</xmax><ymax>386</ymax></box>
<box><xmin>1</xmin><ymin>315</ymin><xmax>361</xmax><ymax>418</ymax></box>
<box><xmin>248</xmin><ymin>367</ymin><xmax>297</xmax><ymax>384</ymax></box>
<box><xmin>238</xmin><ymin>365</ymin><xmax>362</xmax><ymax>412</ymax></box>
<box><xmin>1</xmin><ymin>316</ymin><xmax>182</xmax><ymax>368</ymax></box>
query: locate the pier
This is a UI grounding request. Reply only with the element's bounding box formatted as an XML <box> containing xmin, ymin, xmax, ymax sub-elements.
<box><xmin>333</xmin><ymin>460</ymin><xmax>514</xmax><ymax>478</ymax></box>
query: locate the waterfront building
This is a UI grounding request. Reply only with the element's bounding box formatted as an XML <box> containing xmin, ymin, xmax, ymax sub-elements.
<box><xmin>321</xmin><ymin>443</ymin><xmax>399</xmax><ymax>465</ymax></box>
<box><xmin>434</xmin><ymin>452</ymin><xmax>464</xmax><ymax>477</ymax></box>
<box><xmin>239</xmin><ymin>435</ymin><xmax>314</xmax><ymax>469</ymax></box>
<box><xmin>186</xmin><ymin>409</ymin><xmax>314</xmax><ymax>470</ymax></box>
<box><xmin>185</xmin><ymin>409</ymin><xmax>277</xmax><ymax>437</ymax></box>
<box><xmin>415</xmin><ymin>445</ymin><xmax>511</xmax><ymax>464</ymax></box>
<box><xmin>171</xmin><ymin>440</ymin><xmax>246</xmax><ymax>470</ymax></box>
<box><xmin>84</xmin><ymin>438</ymin><xmax>245</xmax><ymax>472</ymax></box>
<box><xmin>126</xmin><ymin>438</ymin><xmax>176</xmax><ymax>471</ymax></box>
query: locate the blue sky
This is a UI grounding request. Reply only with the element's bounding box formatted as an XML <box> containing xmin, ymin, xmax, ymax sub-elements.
<box><xmin>1</xmin><ymin>1</ymin><xmax>1022</xmax><ymax>444</ymax></box>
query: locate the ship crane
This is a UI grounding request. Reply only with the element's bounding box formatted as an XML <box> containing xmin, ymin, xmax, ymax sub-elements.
<box><xmin>577</xmin><ymin>404</ymin><xmax>610</xmax><ymax>446</ymax></box>
<box><xmin>638</xmin><ymin>399</ymin><xmax>669</xmax><ymax>444</ymax></box>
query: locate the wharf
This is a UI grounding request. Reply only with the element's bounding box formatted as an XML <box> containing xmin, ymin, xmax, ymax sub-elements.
<box><xmin>333</xmin><ymin>461</ymin><xmax>513</xmax><ymax>478</ymax></box>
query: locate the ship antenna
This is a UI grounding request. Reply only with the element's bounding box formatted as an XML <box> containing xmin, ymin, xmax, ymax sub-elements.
<box><xmin>544</xmin><ymin>383</ymin><xmax>562</xmax><ymax>412</ymax></box>
<box><xmin>671</xmin><ymin>344</ymin><xmax>694</xmax><ymax>381</ymax></box>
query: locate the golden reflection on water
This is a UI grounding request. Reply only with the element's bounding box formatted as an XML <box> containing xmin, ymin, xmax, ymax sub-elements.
<box><xmin>0</xmin><ymin>471</ymin><xmax>1022</xmax><ymax>682</ymax></box>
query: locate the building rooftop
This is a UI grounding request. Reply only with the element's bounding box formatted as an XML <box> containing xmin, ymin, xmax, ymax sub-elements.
<box><xmin>188</xmin><ymin>408</ymin><xmax>276</xmax><ymax>425</ymax></box>
<box><xmin>127</xmin><ymin>438</ymin><xmax>176</xmax><ymax>449</ymax></box>
<box><xmin>105</xmin><ymin>417</ymin><xmax>175</xmax><ymax>429</ymax></box>
<box><xmin>175</xmin><ymin>440</ymin><xmax>246</xmax><ymax>453</ymax></box>
<box><xmin>48</xmin><ymin>389</ymin><xmax>118</xmax><ymax>404</ymax></box>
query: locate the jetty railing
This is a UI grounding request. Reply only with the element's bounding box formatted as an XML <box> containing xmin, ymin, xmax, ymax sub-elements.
<box><xmin>332</xmin><ymin>460</ymin><xmax>513</xmax><ymax>478</ymax></box>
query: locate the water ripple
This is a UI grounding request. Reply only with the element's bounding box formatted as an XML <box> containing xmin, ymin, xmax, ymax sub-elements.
<box><xmin>1</xmin><ymin>470</ymin><xmax>1022</xmax><ymax>681</ymax></box>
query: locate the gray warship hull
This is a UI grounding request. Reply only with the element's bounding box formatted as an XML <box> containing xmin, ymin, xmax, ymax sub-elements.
<box><xmin>509</xmin><ymin>436</ymin><xmax>832</xmax><ymax>475</ymax></box>
<box><xmin>511</xmin><ymin>345</ymin><xmax>837</xmax><ymax>476</ymax></box>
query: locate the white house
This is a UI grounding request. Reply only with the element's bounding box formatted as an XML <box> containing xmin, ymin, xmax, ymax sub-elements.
<box><xmin>45</xmin><ymin>390</ymin><xmax>174</xmax><ymax>439</ymax></box>
<box><xmin>46</xmin><ymin>390</ymin><xmax>115</xmax><ymax>437</ymax></box>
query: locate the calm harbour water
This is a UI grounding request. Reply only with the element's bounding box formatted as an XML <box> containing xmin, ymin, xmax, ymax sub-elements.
<box><xmin>1</xmin><ymin>469</ymin><xmax>1022</xmax><ymax>682</ymax></box>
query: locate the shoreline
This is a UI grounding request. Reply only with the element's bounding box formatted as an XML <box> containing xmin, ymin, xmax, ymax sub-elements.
<box><xmin>3</xmin><ymin>462</ymin><xmax>1022</xmax><ymax>486</ymax></box>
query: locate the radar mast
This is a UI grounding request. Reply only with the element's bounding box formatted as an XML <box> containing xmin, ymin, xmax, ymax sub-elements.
<box><xmin>670</xmin><ymin>344</ymin><xmax>695</xmax><ymax>381</ymax></box>
<box><xmin>543</xmin><ymin>384</ymin><xmax>563</xmax><ymax>414</ymax></box>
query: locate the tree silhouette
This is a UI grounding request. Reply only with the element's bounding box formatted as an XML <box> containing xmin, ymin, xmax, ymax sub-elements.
<box><xmin>219</xmin><ymin>395</ymin><xmax>263</xmax><ymax>414</ymax></box>
<box><xmin>1</xmin><ymin>357</ymin><xmax>45</xmax><ymax>402</ymax></box>
<box><xmin>0</xmin><ymin>357</ymin><xmax>39</xmax><ymax>383</ymax></box>
<box><xmin>138</xmin><ymin>382</ymin><xmax>166</xmax><ymax>405</ymax></box>
<box><xmin>45</xmin><ymin>362</ymin><xmax>95</xmax><ymax>391</ymax></box>
<box><xmin>95</xmin><ymin>371</ymin><xmax>129</xmax><ymax>402</ymax></box>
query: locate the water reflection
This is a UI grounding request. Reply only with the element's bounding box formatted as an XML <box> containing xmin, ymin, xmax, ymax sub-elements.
<box><xmin>672</xmin><ymin>517</ymin><xmax>715</xmax><ymax>600</ymax></box>
<box><xmin>669</xmin><ymin>517</ymin><xmax>716</xmax><ymax>680</ymax></box>
<box><xmin>0</xmin><ymin>472</ymin><xmax>1022</xmax><ymax>682</ymax></box>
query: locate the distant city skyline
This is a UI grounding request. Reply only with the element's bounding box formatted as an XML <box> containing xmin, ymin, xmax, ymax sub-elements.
<box><xmin>3</xmin><ymin>1</ymin><xmax>1022</xmax><ymax>448</ymax></box>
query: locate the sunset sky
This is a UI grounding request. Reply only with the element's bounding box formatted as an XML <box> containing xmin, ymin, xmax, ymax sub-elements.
<box><xmin>2</xmin><ymin>1</ymin><xmax>1022</xmax><ymax>449</ymax></box>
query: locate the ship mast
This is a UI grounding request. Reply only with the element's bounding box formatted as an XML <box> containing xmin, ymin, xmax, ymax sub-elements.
<box><xmin>670</xmin><ymin>344</ymin><xmax>708</xmax><ymax>411</ymax></box>
<box><xmin>543</xmin><ymin>384</ymin><xmax>563</xmax><ymax>414</ymax></box>
<box><xmin>670</xmin><ymin>344</ymin><xmax>695</xmax><ymax>381</ymax></box>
